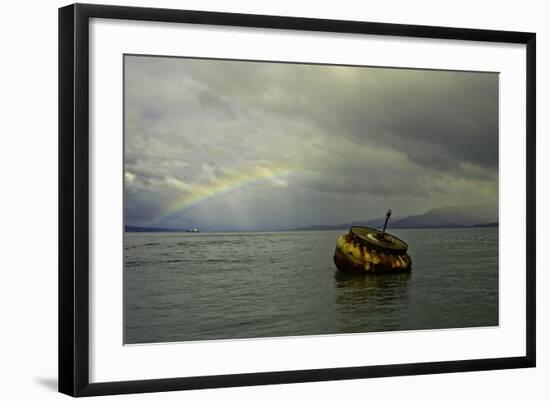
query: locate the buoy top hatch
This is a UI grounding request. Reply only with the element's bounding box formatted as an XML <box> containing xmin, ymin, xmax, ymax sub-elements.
<box><xmin>349</xmin><ymin>226</ymin><xmax>408</xmax><ymax>255</ymax></box>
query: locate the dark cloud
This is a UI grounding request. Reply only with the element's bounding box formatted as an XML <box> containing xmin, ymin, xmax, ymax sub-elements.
<box><xmin>197</xmin><ymin>89</ymin><xmax>238</xmax><ymax>118</ymax></box>
<box><xmin>123</xmin><ymin>56</ymin><xmax>498</xmax><ymax>229</ymax></box>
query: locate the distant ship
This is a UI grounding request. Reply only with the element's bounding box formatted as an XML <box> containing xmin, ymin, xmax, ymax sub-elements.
<box><xmin>186</xmin><ymin>228</ymin><xmax>199</xmax><ymax>233</ymax></box>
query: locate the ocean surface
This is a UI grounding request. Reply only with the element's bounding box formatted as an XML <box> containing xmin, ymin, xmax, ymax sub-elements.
<box><xmin>124</xmin><ymin>228</ymin><xmax>498</xmax><ymax>344</ymax></box>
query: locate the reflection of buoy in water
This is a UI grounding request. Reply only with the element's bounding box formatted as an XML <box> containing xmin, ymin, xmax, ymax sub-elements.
<box><xmin>333</xmin><ymin>209</ymin><xmax>412</xmax><ymax>274</ymax></box>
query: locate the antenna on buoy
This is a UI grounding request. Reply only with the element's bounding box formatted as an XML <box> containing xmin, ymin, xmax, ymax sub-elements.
<box><xmin>382</xmin><ymin>209</ymin><xmax>392</xmax><ymax>234</ymax></box>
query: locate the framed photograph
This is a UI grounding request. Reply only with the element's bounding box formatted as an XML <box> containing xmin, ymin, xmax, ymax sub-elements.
<box><xmin>59</xmin><ymin>3</ymin><xmax>536</xmax><ymax>397</ymax></box>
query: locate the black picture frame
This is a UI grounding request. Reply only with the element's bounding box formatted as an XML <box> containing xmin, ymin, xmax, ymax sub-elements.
<box><xmin>59</xmin><ymin>3</ymin><xmax>536</xmax><ymax>397</ymax></box>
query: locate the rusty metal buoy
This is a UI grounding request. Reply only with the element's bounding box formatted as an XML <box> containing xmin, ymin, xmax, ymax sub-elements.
<box><xmin>333</xmin><ymin>210</ymin><xmax>412</xmax><ymax>274</ymax></box>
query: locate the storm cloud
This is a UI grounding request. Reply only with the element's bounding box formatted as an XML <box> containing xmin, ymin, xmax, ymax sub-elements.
<box><xmin>124</xmin><ymin>55</ymin><xmax>498</xmax><ymax>231</ymax></box>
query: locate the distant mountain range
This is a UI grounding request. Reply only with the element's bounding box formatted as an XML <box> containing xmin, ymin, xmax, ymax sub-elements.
<box><xmin>292</xmin><ymin>205</ymin><xmax>498</xmax><ymax>231</ymax></box>
<box><xmin>126</xmin><ymin>205</ymin><xmax>498</xmax><ymax>233</ymax></box>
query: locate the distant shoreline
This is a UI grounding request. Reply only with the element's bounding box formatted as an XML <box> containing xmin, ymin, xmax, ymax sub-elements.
<box><xmin>126</xmin><ymin>205</ymin><xmax>498</xmax><ymax>233</ymax></box>
<box><xmin>125</xmin><ymin>222</ymin><xmax>498</xmax><ymax>233</ymax></box>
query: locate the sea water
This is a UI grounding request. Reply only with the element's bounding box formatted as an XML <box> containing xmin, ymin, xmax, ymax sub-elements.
<box><xmin>124</xmin><ymin>228</ymin><xmax>498</xmax><ymax>344</ymax></box>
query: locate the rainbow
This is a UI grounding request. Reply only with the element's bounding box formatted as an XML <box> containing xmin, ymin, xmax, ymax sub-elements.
<box><xmin>159</xmin><ymin>162</ymin><xmax>300</xmax><ymax>218</ymax></box>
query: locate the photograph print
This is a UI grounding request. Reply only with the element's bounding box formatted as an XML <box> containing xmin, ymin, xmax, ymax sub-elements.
<box><xmin>123</xmin><ymin>55</ymin><xmax>499</xmax><ymax>345</ymax></box>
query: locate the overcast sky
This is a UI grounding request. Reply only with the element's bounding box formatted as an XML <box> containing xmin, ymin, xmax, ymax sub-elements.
<box><xmin>124</xmin><ymin>55</ymin><xmax>498</xmax><ymax>231</ymax></box>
